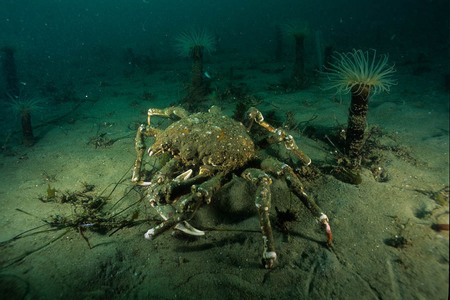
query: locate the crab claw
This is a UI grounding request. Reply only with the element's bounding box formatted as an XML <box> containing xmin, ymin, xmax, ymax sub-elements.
<box><xmin>325</xmin><ymin>222</ymin><xmax>332</xmax><ymax>245</ymax></box>
<box><xmin>144</xmin><ymin>228</ymin><xmax>156</xmax><ymax>240</ymax></box>
<box><xmin>319</xmin><ymin>213</ymin><xmax>332</xmax><ymax>245</ymax></box>
<box><xmin>174</xmin><ymin>221</ymin><xmax>205</xmax><ymax>236</ymax></box>
<box><xmin>263</xmin><ymin>251</ymin><xmax>277</xmax><ymax>269</ymax></box>
<box><xmin>175</xmin><ymin>169</ymin><xmax>193</xmax><ymax>181</ymax></box>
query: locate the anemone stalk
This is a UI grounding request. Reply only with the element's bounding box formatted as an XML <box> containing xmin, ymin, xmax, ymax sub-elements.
<box><xmin>325</xmin><ymin>49</ymin><xmax>396</xmax><ymax>183</ymax></box>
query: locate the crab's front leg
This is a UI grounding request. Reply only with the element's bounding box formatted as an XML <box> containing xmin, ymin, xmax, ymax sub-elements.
<box><xmin>132</xmin><ymin>124</ymin><xmax>161</xmax><ymax>184</ymax></box>
<box><xmin>147</xmin><ymin>106</ymin><xmax>188</xmax><ymax>126</ymax></box>
<box><xmin>247</xmin><ymin>107</ymin><xmax>311</xmax><ymax>166</ymax></box>
<box><xmin>162</xmin><ymin>165</ymin><xmax>215</xmax><ymax>204</ymax></box>
<box><xmin>176</xmin><ymin>172</ymin><xmax>224</xmax><ymax>212</ymax></box>
<box><xmin>261</xmin><ymin>158</ymin><xmax>332</xmax><ymax>245</ymax></box>
<box><xmin>142</xmin><ymin>160</ymin><xmax>191</xmax><ymax>240</ymax></box>
<box><xmin>132</xmin><ymin>106</ymin><xmax>188</xmax><ymax>184</ymax></box>
<box><xmin>145</xmin><ymin>173</ymin><xmax>224</xmax><ymax>239</ymax></box>
<box><xmin>242</xmin><ymin>168</ymin><xmax>276</xmax><ymax>269</ymax></box>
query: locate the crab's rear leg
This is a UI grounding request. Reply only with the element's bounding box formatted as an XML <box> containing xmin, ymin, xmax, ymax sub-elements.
<box><xmin>247</xmin><ymin>107</ymin><xmax>311</xmax><ymax>166</ymax></box>
<box><xmin>261</xmin><ymin>158</ymin><xmax>332</xmax><ymax>245</ymax></box>
<box><xmin>242</xmin><ymin>168</ymin><xmax>276</xmax><ymax>269</ymax></box>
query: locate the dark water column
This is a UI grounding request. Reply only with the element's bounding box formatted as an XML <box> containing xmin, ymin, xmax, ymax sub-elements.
<box><xmin>1</xmin><ymin>46</ymin><xmax>19</xmax><ymax>97</ymax></box>
<box><xmin>274</xmin><ymin>26</ymin><xmax>282</xmax><ymax>60</ymax></box>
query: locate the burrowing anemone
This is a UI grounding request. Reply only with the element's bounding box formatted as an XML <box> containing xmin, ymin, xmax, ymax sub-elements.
<box><xmin>282</xmin><ymin>22</ymin><xmax>310</xmax><ymax>89</ymax></box>
<box><xmin>8</xmin><ymin>93</ymin><xmax>45</xmax><ymax>147</ymax></box>
<box><xmin>174</xmin><ymin>29</ymin><xmax>216</xmax><ymax>107</ymax></box>
<box><xmin>325</xmin><ymin>49</ymin><xmax>396</xmax><ymax>183</ymax></box>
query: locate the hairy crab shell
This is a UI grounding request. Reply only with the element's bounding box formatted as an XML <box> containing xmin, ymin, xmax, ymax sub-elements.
<box><xmin>151</xmin><ymin>112</ymin><xmax>255</xmax><ymax>171</ymax></box>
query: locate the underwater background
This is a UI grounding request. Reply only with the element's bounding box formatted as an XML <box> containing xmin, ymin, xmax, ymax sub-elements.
<box><xmin>0</xmin><ymin>0</ymin><xmax>449</xmax><ymax>299</ymax></box>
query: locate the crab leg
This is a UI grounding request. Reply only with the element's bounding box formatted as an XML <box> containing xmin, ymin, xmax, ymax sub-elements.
<box><xmin>132</xmin><ymin>124</ymin><xmax>161</xmax><ymax>184</ymax></box>
<box><xmin>247</xmin><ymin>107</ymin><xmax>311</xmax><ymax>166</ymax></box>
<box><xmin>144</xmin><ymin>158</ymin><xmax>182</xmax><ymax>204</ymax></box>
<box><xmin>242</xmin><ymin>168</ymin><xmax>276</xmax><ymax>269</ymax></box>
<box><xmin>176</xmin><ymin>173</ymin><xmax>224</xmax><ymax>213</ymax></box>
<box><xmin>261</xmin><ymin>158</ymin><xmax>332</xmax><ymax>245</ymax></box>
<box><xmin>162</xmin><ymin>168</ymin><xmax>214</xmax><ymax>204</ymax></box>
<box><xmin>133</xmin><ymin>106</ymin><xmax>188</xmax><ymax>184</ymax></box>
<box><xmin>144</xmin><ymin>218</ymin><xmax>177</xmax><ymax>240</ymax></box>
<box><xmin>145</xmin><ymin>174</ymin><xmax>224</xmax><ymax>240</ymax></box>
<box><xmin>147</xmin><ymin>106</ymin><xmax>188</xmax><ymax>126</ymax></box>
<box><xmin>143</xmin><ymin>161</ymin><xmax>194</xmax><ymax>240</ymax></box>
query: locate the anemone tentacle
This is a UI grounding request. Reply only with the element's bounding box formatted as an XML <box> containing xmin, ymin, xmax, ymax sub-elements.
<box><xmin>282</xmin><ymin>22</ymin><xmax>309</xmax><ymax>39</ymax></box>
<box><xmin>174</xmin><ymin>29</ymin><xmax>216</xmax><ymax>57</ymax></box>
<box><xmin>324</xmin><ymin>49</ymin><xmax>396</xmax><ymax>95</ymax></box>
<box><xmin>7</xmin><ymin>93</ymin><xmax>46</xmax><ymax>116</ymax></box>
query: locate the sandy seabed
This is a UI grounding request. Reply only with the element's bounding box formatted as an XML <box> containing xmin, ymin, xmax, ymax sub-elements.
<box><xmin>0</xmin><ymin>55</ymin><xmax>448</xmax><ymax>299</ymax></box>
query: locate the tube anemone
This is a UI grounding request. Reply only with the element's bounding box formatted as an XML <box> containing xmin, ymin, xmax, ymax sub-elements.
<box><xmin>325</xmin><ymin>49</ymin><xmax>396</xmax><ymax>95</ymax></box>
<box><xmin>283</xmin><ymin>23</ymin><xmax>309</xmax><ymax>89</ymax></box>
<box><xmin>8</xmin><ymin>94</ymin><xmax>45</xmax><ymax>147</ymax></box>
<box><xmin>174</xmin><ymin>29</ymin><xmax>216</xmax><ymax>106</ymax></box>
<box><xmin>325</xmin><ymin>49</ymin><xmax>396</xmax><ymax>182</ymax></box>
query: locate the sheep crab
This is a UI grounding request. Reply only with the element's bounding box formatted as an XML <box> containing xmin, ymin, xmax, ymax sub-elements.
<box><xmin>132</xmin><ymin>105</ymin><xmax>332</xmax><ymax>269</ymax></box>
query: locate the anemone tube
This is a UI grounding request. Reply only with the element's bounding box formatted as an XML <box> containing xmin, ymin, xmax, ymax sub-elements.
<box><xmin>291</xmin><ymin>34</ymin><xmax>306</xmax><ymax>88</ymax></box>
<box><xmin>346</xmin><ymin>85</ymin><xmax>370</xmax><ymax>168</ymax></box>
<box><xmin>8</xmin><ymin>95</ymin><xmax>43</xmax><ymax>147</ymax></box>
<box><xmin>175</xmin><ymin>29</ymin><xmax>215</xmax><ymax>106</ymax></box>
<box><xmin>20</xmin><ymin>110</ymin><xmax>35</xmax><ymax>147</ymax></box>
<box><xmin>1</xmin><ymin>46</ymin><xmax>19</xmax><ymax>97</ymax></box>
<box><xmin>185</xmin><ymin>45</ymin><xmax>206</xmax><ymax>103</ymax></box>
<box><xmin>325</xmin><ymin>49</ymin><xmax>396</xmax><ymax>183</ymax></box>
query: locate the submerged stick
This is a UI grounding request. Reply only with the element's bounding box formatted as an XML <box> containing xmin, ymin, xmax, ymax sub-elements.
<box><xmin>1</xmin><ymin>228</ymin><xmax>70</xmax><ymax>269</ymax></box>
<box><xmin>200</xmin><ymin>226</ymin><xmax>260</xmax><ymax>233</ymax></box>
<box><xmin>78</xmin><ymin>226</ymin><xmax>92</xmax><ymax>249</ymax></box>
<box><xmin>0</xmin><ymin>224</ymin><xmax>49</xmax><ymax>246</ymax></box>
<box><xmin>106</xmin><ymin>164</ymin><xmax>134</xmax><ymax>210</ymax></box>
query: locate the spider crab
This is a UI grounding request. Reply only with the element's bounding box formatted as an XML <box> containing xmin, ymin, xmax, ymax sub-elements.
<box><xmin>132</xmin><ymin>106</ymin><xmax>332</xmax><ymax>269</ymax></box>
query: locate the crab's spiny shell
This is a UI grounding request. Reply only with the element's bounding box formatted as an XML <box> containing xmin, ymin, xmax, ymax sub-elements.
<box><xmin>152</xmin><ymin>112</ymin><xmax>255</xmax><ymax>171</ymax></box>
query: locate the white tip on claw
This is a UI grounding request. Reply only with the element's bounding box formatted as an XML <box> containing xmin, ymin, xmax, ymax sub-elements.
<box><xmin>174</xmin><ymin>221</ymin><xmax>205</xmax><ymax>236</ymax></box>
<box><xmin>175</xmin><ymin>169</ymin><xmax>193</xmax><ymax>181</ymax></box>
<box><xmin>319</xmin><ymin>213</ymin><xmax>329</xmax><ymax>223</ymax></box>
<box><xmin>264</xmin><ymin>251</ymin><xmax>277</xmax><ymax>260</ymax></box>
<box><xmin>144</xmin><ymin>228</ymin><xmax>155</xmax><ymax>240</ymax></box>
